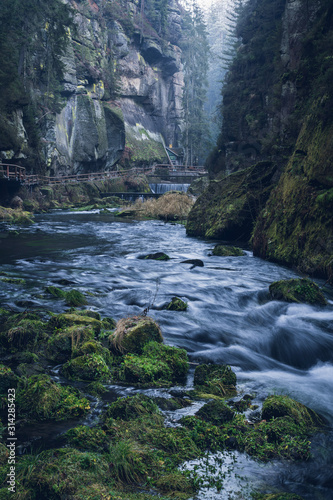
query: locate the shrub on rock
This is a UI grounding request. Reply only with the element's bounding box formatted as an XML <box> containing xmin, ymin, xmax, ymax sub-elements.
<box><xmin>269</xmin><ymin>278</ymin><xmax>327</xmax><ymax>305</ymax></box>
<box><xmin>109</xmin><ymin>316</ymin><xmax>163</xmax><ymax>354</ymax></box>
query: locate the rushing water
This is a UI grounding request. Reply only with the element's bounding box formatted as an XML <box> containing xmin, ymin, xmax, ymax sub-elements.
<box><xmin>1</xmin><ymin>210</ymin><xmax>333</xmax><ymax>499</ymax></box>
<box><xmin>149</xmin><ymin>182</ymin><xmax>190</xmax><ymax>193</ymax></box>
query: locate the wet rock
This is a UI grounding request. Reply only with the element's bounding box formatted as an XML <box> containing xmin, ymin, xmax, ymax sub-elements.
<box><xmin>109</xmin><ymin>315</ymin><xmax>163</xmax><ymax>355</ymax></box>
<box><xmin>164</xmin><ymin>297</ymin><xmax>188</xmax><ymax>311</ymax></box>
<box><xmin>180</xmin><ymin>259</ymin><xmax>204</xmax><ymax>269</ymax></box>
<box><xmin>46</xmin><ymin>325</ymin><xmax>95</xmax><ymax>363</ymax></box>
<box><xmin>269</xmin><ymin>278</ymin><xmax>327</xmax><ymax>305</ymax></box>
<box><xmin>139</xmin><ymin>252</ymin><xmax>170</xmax><ymax>261</ymax></box>
<box><xmin>48</xmin><ymin>312</ymin><xmax>102</xmax><ymax>335</ymax></box>
<box><xmin>212</xmin><ymin>245</ymin><xmax>245</xmax><ymax>256</ymax></box>
<box><xmin>153</xmin><ymin>396</ymin><xmax>192</xmax><ymax>411</ymax></box>
<box><xmin>0</xmin><ymin>365</ymin><xmax>18</xmax><ymax>393</ymax></box>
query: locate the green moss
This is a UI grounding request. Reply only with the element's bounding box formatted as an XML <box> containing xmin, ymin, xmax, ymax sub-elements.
<box><xmin>16</xmin><ymin>374</ymin><xmax>90</xmax><ymax>421</ymax></box>
<box><xmin>65</xmin><ymin>426</ymin><xmax>107</xmax><ymax>451</ymax></box>
<box><xmin>194</xmin><ymin>364</ymin><xmax>237</xmax><ymax>397</ymax></box>
<box><xmin>196</xmin><ymin>400</ymin><xmax>235</xmax><ymax>426</ymax></box>
<box><xmin>165</xmin><ymin>297</ymin><xmax>188</xmax><ymax>311</ymax></box>
<box><xmin>65</xmin><ymin>289</ymin><xmax>88</xmax><ymax>307</ymax></box>
<box><xmin>122</xmin><ymin>353</ymin><xmax>172</xmax><ymax>385</ymax></box>
<box><xmin>105</xmin><ymin>394</ymin><xmax>160</xmax><ymax>421</ymax></box>
<box><xmin>62</xmin><ymin>353</ymin><xmax>111</xmax><ymax>381</ymax></box>
<box><xmin>269</xmin><ymin>278</ymin><xmax>327</xmax><ymax>305</ymax></box>
<box><xmin>45</xmin><ymin>285</ymin><xmax>66</xmax><ymax>299</ymax></box>
<box><xmin>109</xmin><ymin>315</ymin><xmax>163</xmax><ymax>355</ymax></box>
<box><xmin>140</xmin><ymin>252</ymin><xmax>170</xmax><ymax>260</ymax></box>
<box><xmin>212</xmin><ymin>245</ymin><xmax>245</xmax><ymax>256</ymax></box>
<box><xmin>0</xmin><ymin>277</ymin><xmax>26</xmax><ymax>284</ymax></box>
<box><xmin>262</xmin><ymin>394</ymin><xmax>327</xmax><ymax>428</ymax></box>
<box><xmin>48</xmin><ymin>312</ymin><xmax>102</xmax><ymax>334</ymax></box>
<box><xmin>0</xmin><ymin>365</ymin><xmax>18</xmax><ymax>393</ymax></box>
<box><xmin>6</xmin><ymin>319</ymin><xmax>45</xmax><ymax>349</ymax></box>
<box><xmin>46</xmin><ymin>325</ymin><xmax>95</xmax><ymax>363</ymax></box>
<box><xmin>143</xmin><ymin>341</ymin><xmax>189</xmax><ymax>381</ymax></box>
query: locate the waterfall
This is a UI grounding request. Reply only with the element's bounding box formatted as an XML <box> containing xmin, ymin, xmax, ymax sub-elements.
<box><xmin>149</xmin><ymin>183</ymin><xmax>190</xmax><ymax>194</ymax></box>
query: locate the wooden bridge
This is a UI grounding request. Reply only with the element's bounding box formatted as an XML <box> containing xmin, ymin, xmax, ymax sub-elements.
<box><xmin>0</xmin><ymin>163</ymin><xmax>207</xmax><ymax>187</ymax></box>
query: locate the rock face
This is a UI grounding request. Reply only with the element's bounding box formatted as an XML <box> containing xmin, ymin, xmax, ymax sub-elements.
<box><xmin>188</xmin><ymin>0</ymin><xmax>333</xmax><ymax>282</ymax></box>
<box><xmin>1</xmin><ymin>0</ymin><xmax>184</xmax><ymax>174</ymax></box>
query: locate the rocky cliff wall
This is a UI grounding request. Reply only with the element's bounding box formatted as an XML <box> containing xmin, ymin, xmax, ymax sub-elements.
<box><xmin>188</xmin><ymin>0</ymin><xmax>333</xmax><ymax>282</ymax></box>
<box><xmin>0</xmin><ymin>0</ymin><xmax>184</xmax><ymax>174</ymax></box>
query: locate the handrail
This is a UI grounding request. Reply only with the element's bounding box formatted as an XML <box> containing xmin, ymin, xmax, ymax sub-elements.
<box><xmin>1</xmin><ymin>164</ymin><xmax>207</xmax><ymax>187</ymax></box>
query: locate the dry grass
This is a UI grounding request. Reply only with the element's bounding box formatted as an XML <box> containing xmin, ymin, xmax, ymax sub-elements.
<box><xmin>129</xmin><ymin>192</ymin><xmax>194</xmax><ymax>221</ymax></box>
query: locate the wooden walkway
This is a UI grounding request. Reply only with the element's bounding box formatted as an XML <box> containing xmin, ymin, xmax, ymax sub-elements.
<box><xmin>0</xmin><ymin>163</ymin><xmax>207</xmax><ymax>187</ymax></box>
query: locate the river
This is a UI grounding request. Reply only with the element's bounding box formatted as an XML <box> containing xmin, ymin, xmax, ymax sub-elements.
<box><xmin>1</xmin><ymin>209</ymin><xmax>333</xmax><ymax>499</ymax></box>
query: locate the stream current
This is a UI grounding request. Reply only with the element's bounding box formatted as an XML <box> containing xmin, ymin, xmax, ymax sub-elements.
<box><xmin>1</xmin><ymin>210</ymin><xmax>333</xmax><ymax>499</ymax></box>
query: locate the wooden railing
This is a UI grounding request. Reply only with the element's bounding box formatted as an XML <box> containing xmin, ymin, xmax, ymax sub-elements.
<box><xmin>1</xmin><ymin>163</ymin><xmax>207</xmax><ymax>187</ymax></box>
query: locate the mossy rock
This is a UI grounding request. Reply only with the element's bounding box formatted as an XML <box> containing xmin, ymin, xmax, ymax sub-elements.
<box><xmin>16</xmin><ymin>374</ymin><xmax>90</xmax><ymax>421</ymax></box>
<box><xmin>6</xmin><ymin>319</ymin><xmax>45</xmax><ymax>349</ymax></box>
<box><xmin>255</xmin><ymin>494</ymin><xmax>304</xmax><ymax>500</ymax></box>
<box><xmin>139</xmin><ymin>252</ymin><xmax>170</xmax><ymax>261</ymax></box>
<box><xmin>109</xmin><ymin>315</ymin><xmax>163</xmax><ymax>354</ymax></box>
<box><xmin>143</xmin><ymin>341</ymin><xmax>189</xmax><ymax>381</ymax></box>
<box><xmin>105</xmin><ymin>394</ymin><xmax>160</xmax><ymax>421</ymax></box>
<box><xmin>69</xmin><ymin>309</ymin><xmax>101</xmax><ymax>320</ymax></box>
<box><xmin>122</xmin><ymin>353</ymin><xmax>172</xmax><ymax>385</ymax></box>
<box><xmin>75</xmin><ymin>339</ymin><xmax>111</xmax><ymax>360</ymax></box>
<box><xmin>101</xmin><ymin>316</ymin><xmax>117</xmax><ymax>329</ymax></box>
<box><xmin>0</xmin><ymin>365</ymin><xmax>18</xmax><ymax>393</ymax></box>
<box><xmin>65</xmin><ymin>425</ymin><xmax>107</xmax><ymax>451</ymax></box>
<box><xmin>196</xmin><ymin>399</ymin><xmax>235</xmax><ymax>426</ymax></box>
<box><xmin>46</xmin><ymin>325</ymin><xmax>95</xmax><ymax>363</ymax></box>
<box><xmin>212</xmin><ymin>245</ymin><xmax>245</xmax><ymax>256</ymax></box>
<box><xmin>45</xmin><ymin>286</ymin><xmax>66</xmax><ymax>299</ymax></box>
<box><xmin>62</xmin><ymin>353</ymin><xmax>111</xmax><ymax>381</ymax></box>
<box><xmin>262</xmin><ymin>395</ymin><xmax>327</xmax><ymax>428</ymax></box>
<box><xmin>48</xmin><ymin>312</ymin><xmax>102</xmax><ymax>334</ymax></box>
<box><xmin>86</xmin><ymin>381</ymin><xmax>108</xmax><ymax>397</ymax></box>
<box><xmin>269</xmin><ymin>278</ymin><xmax>327</xmax><ymax>305</ymax></box>
<box><xmin>65</xmin><ymin>289</ymin><xmax>88</xmax><ymax>307</ymax></box>
<box><xmin>165</xmin><ymin>297</ymin><xmax>188</xmax><ymax>311</ymax></box>
<box><xmin>153</xmin><ymin>397</ymin><xmax>192</xmax><ymax>411</ymax></box>
<box><xmin>194</xmin><ymin>364</ymin><xmax>237</xmax><ymax>396</ymax></box>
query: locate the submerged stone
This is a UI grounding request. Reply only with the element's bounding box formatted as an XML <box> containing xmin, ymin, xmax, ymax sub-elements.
<box><xmin>269</xmin><ymin>278</ymin><xmax>327</xmax><ymax>305</ymax></box>
<box><xmin>139</xmin><ymin>252</ymin><xmax>170</xmax><ymax>261</ymax></box>
<box><xmin>212</xmin><ymin>245</ymin><xmax>245</xmax><ymax>256</ymax></box>
<box><xmin>165</xmin><ymin>297</ymin><xmax>188</xmax><ymax>311</ymax></box>
<box><xmin>109</xmin><ymin>315</ymin><xmax>163</xmax><ymax>354</ymax></box>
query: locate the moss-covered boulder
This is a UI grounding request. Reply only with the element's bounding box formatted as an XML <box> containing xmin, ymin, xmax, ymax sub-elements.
<box><xmin>109</xmin><ymin>316</ymin><xmax>163</xmax><ymax>354</ymax></box>
<box><xmin>269</xmin><ymin>278</ymin><xmax>327</xmax><ymax>305</ymax></box>
<box><xmin>65</xmin><ymin>289</ymin><xmax>88</xmax><ymax>307</ymax></box>
<box><xmin>262</xmin><ymin>395</ymin><xmax>327</xmax><ymax>428</ymax></box>
<box><xmin>186</xmin><ymin>161</ymin><xmax>277</xmax><ymax>240</ymax></box>
<box><xmin>45</xmin><ymin>286</ymin><xmax>66</xmax><ymax>299</ymax></box>
<box><xmin>16</xmin><ymin>374</ymin><xmax>90</xmax><ymax>421</ymax></box>
<box><xmin>48</xmin><ymin>312</ymin><xmax>102</xmax><ymax>335</ymax></box>
<box><xmin>65</xmin><ymin>425</ymin><xmax>107</xmax><ymax>451</ymax></box>
<box><xmin>139</xmin><ymin>252</ymin><xmax>170</xmax><ymax>261</ymax></box>
<box><xmin>121</xmin><ymin>342</ymin><xmax>188</xmax><ymax>386</ymax></box>
<box><xmin>194</xmin><ymin>364</ymin><xmax>237</xmax><ymax>396</ymax></box>
<box><xmin>212</xmin><ymin>245</ymin><xmax>245</xmax><ymax>256</ymax></box>
<box><xmin>62</xmin><ymin>353</ymin><xmax>111</xmax><ymax>381</ymax></box>
<box><xmin>46</xmin><ymin>325</ymin><xmax>95</xmax><ymax>363</ymax></box>
<box><xmin>0</xmin><ymin>365</ymin><xmax>18</xmax><ymax>393</ymax></box>
<box><xmin>2</xmin><ymin>316</ymin><xmax>45</xmax><ymax>349</ymax></box>
<box><xmin>196</xmin><ymin>399</ymin><xmax>235</xmax><ymax>426</ymax></box>
<box><xmin>164</xmin><ymin>297</ymin><xmax>188</xmax><ymax>311</ymax></box>
<box><xmin>105</xmin><ymin>394</ymin><xmax>160</xmax><ymax>421</ymax></box>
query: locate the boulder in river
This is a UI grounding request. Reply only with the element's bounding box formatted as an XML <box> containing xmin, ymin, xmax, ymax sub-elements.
<box><xmin>262</xmin><ymin>394</ymin><xmax>327</xmax><ymax>428</ymax></box>
<box><xmin>212</xmin><ymin>245</ymin><xmax>245</xmax><ymax>256</ymax></box>
<box><xmin>109</xmin><ymin>315</ymin><xmax>163</xmax><ymax>354</ymax></box>
<box><xmin>164</xmin><ymin>297</ymin><xmax>188</xmax><ymax>311</ymax></box>
<box><xmin>139</xmin><ymin>252</ymin><xmax>170</xmax><ymax>261</ymax></box>
<box><xmin>62</xmin><ymin>353</ymin><xmax>111</xmax><ymax>381</ymax></box>
<box><xmin>180</xmin><ymin>259</ymin><xmax>204</xmax><ymax>268</ymax></box>
<box><xmin>269</xmin><ymin>278</ymin><xmax>327</xmax><ymax>305</ymax></box>
<box><xmin>196</xmin><ymin>399</ymin><xmax>235</xmax><ymax>426</ymax></box>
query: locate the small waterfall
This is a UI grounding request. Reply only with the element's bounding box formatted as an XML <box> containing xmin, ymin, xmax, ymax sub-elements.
<box><xmin>149</xmin><ymin>183</ymin><xmax>190</xmax><ymax>194</ymax></box>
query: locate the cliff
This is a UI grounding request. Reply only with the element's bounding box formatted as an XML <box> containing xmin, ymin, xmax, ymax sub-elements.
<box><xmin>0</xmin><ymin>0</ymin><xmax>184</xmax><ymax>175</ymax></box>
<box><xmin>187</xmin><ymin>0</ymin><xmax>333</xmax><ymax>282</ymax></box>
